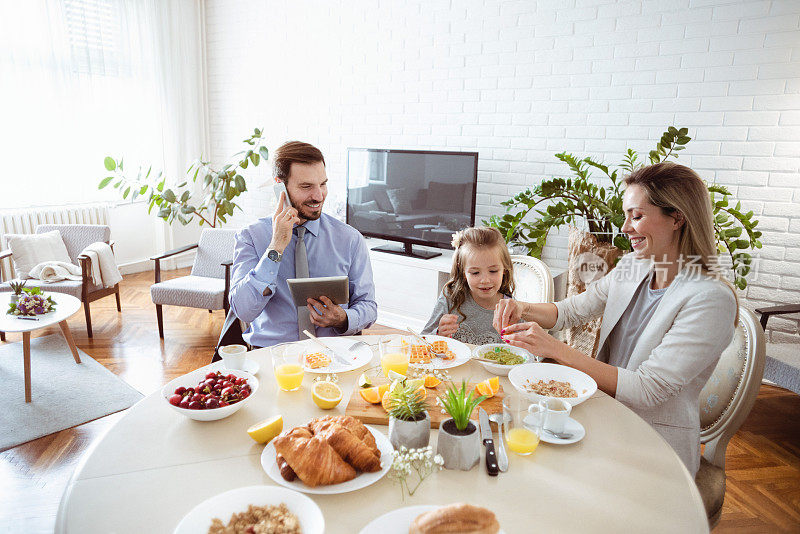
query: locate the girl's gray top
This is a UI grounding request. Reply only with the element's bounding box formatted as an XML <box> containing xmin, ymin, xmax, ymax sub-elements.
<box><xmin>421</xmin><ymin>292</ymin><xmax>504</xmax><ymax>345</ymax></box>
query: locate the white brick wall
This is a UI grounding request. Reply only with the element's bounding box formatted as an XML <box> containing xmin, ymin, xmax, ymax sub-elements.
<box><xmin>204</xmin><ymin>0</ymin><xmax>800</xmax><ymax>338</ymax></box>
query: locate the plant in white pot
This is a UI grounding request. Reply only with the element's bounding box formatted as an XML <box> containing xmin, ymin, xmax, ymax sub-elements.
<box><xmin>9</xmin><ymin>280</ymin><xmax>27</xmax><ymax>304</ymax></box>
<box><xmin>436</xmin><ymin>381</ymin><xmax>487</xmax><ymax>470</ymax></box>
<box><xmin>386</xmin><ymin>378</ymin><xmax>430</xmax><ymax>450</ymax></box>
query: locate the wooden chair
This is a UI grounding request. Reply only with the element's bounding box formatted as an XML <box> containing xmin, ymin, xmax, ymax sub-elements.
<box><xmin>696</xmin><ymin>307</ymin><xmax>766</xmax><ymax>528</ymax></box>
<box><xmin>0</xmin><ymin>224</ymin><xmax>121</xmax><ymax>338</ymax></box>
<box><xmin>150</xmin><ymin>228</ymin><xmax>236</xmax><ymax>339</ymax></box>
<box><xmin>510</xmin><ymin>255</ymin><xmax>554</xmax><ymax>304</ymax></box>
<box><xmin>755</xmin><ymin>304</ymin><xmax>800</xmax><ymax>395</ymax></box>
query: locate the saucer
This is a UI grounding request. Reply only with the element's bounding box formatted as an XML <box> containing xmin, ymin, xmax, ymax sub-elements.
<box><xmin>538</xmin><ymin>417</ymin><xmax>585</xmax><ymax>445</ymax></box>
<box><xmin>219</xmin><ymin>359</ymin><xmax>259</xmax><ymax>376</ymax></box>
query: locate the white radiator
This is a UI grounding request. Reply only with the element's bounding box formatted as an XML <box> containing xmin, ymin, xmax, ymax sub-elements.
<box><xmin>0</xmin><ymin>203</ymin><xmax>110</xmax><ymax>280</ymax></box>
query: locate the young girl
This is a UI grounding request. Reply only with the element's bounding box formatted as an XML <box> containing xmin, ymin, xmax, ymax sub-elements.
<box><xmin>421</xmin><ymin>226</ymin><xmax>515</xmax><ymax>345</ymax></box>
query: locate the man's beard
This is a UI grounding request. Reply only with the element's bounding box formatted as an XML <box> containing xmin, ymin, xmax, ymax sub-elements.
<box><xmin>292</xmin><ymin>199</ymin><xmax>323</xmax><ymax>221</ymax></box>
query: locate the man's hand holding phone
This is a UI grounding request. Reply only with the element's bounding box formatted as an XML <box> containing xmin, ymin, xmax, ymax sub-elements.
<box><xmin>270</xmin><ymin>191</ymin><xmax>300</xmax><ymax>253</ymax></box>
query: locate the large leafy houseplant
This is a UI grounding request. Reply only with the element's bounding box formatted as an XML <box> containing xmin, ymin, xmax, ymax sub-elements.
<box><xmin>485</xmin><ymin>127</ymin><xmax>762</xmax><ymax>289</ymax></box>
<box><xmin>99</xmin><ymin>128</ymin><xmax>269</xmax><ymax>227</ymax></box>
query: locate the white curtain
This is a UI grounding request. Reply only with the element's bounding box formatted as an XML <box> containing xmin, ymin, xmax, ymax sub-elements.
<box><xmin>0</xmin><ymin>0</ymin><xmax>205</xmax><ymax>209</ymax></box>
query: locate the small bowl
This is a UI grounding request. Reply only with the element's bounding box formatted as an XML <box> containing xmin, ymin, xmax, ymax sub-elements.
<box><xmin>162</xmin><ymin>368</ymin><xmax>259</xmax><ymax>421</ymax></box>
<box><xmin>473</xmin><ymin>343</ymin><xmax>535</xmax><ymax>376</ymax></box>
<box><xmin>508</xmin><ymin>362</ymin><xmax>597</xmax><ymax>407</ymax></box>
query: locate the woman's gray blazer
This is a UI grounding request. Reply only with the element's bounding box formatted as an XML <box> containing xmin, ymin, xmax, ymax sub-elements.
<box><xmin>553</xmin><ymin>254</ymin><xmax>737</xmax><ymax>475</ymax></box>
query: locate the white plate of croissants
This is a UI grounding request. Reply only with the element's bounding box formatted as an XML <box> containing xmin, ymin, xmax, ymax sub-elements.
<box><xmin>261</xmin><ymin>415</ymin><xmax>393</xmax><ymax>494</ymax></box>
<box><xmin>358</xmin><ymin>503</ymin><xmax>505</xmax><ymax>534</ymax></box>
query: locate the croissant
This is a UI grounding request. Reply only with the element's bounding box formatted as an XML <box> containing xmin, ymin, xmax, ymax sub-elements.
<box><xmin>311</xmin><ymin>415</ymin><xmax>379</xmax><ymax>457</ymax></box>
<box><xmin>409</xmin><ymin>503</ymin><xmax>500</xmax><ymax>534</ymax></box>
<box><xmin>273</xmin><ymin>431</ymin><xmax>356</xmax><ymax>487</ymax></box>
<box><xmin>275</xmin><ymin>453</ymin><xmax>296</xmax><ymax>481</ymax></box>
<box><xmin>312</xmin><ymin>422</ymin><xmax>381</xmax><ymax>472</ymax></box>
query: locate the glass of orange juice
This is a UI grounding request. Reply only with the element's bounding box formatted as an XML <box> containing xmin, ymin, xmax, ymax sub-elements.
<box><xmin>379</xmin><ymin>335</ymin><xmax>410</xmax><ymax>377</ymax></box>
<box><xmin>502</xmin><ymin>394</ymin><xmax>543</xmax><ymax>456</ymax></box>
<box><xmin>271</xmin><ymin>343</ymin><xmax>305</xmax><ymax>392</ymax></box>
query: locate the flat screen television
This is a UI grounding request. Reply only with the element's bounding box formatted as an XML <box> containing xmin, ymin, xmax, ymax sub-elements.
<box><xmin>346</xmin><ymin>148</ymin><xmax>479</xmax><ymax>259</ymax></box>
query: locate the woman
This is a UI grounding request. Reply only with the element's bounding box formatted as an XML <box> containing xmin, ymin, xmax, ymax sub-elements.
<box><xmin>496</xmin><ymin>162</ymin><xmax>738</xmax><ymax>476</ymax></box>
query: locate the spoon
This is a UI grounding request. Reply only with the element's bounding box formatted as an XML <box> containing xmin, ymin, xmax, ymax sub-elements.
<box><xmin>488</xmin><ymin>412</ymin><xmax>510</xmax><ymax>472</ymax></box>
<box><xmin>544</xmin><ymin>427</ymin><xmax>574</xmax><ymax>440</ymax></box>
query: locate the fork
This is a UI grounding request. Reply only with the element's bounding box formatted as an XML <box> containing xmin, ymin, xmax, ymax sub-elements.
<box><xmin>405</xmin><ymin>327</ymin><xmax>447</xmax><ymax>358</ymax></box>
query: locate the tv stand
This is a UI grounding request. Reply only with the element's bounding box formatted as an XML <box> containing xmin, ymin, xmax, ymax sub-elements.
<box><xmin>371</xmin><ymin>242</ymin><xmax>442</xmax><ymax>259</ymax></box>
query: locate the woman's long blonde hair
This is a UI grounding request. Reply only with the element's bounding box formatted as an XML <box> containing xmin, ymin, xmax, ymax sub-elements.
<box><xmin>624</xmin><ymin>162</ymin><xmax>739</xmax><ymax>325</ymax></box>
<box><xmin>443</xmin><ymin>227</ymin><xmax>514</xmax><ymax>320</ymax></box>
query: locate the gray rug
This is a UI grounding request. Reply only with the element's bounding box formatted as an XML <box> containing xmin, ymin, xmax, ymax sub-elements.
<box><xmin>0</xmin><ymin>334</ymin><xmax>143</xmax><ymax>451</ymax></box>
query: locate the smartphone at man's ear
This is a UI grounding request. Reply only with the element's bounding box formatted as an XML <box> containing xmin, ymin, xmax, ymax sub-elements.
<box><xmin>273</xmin><ymin>181</ymin><xmax>288</xmax><ymax>211</ymax></box>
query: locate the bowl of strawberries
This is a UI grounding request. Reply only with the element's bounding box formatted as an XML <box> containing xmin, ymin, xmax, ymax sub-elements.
<box><xmin>162</xmin><ymin>367</ymin><xmax>259</xmax><ymax>421</ymax></box>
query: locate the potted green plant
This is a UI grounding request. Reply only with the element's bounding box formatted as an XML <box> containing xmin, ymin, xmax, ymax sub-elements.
<box><xmin>9</xmin><ymin>279</ymin><xmax>27</xmax><ymax>304</ymax></box>
<box><xmin>99</xmin><ymin>128</ymin><xmax>269</xmax><ymax>228</ymax></box>
<box><xmin>386</xmin><ymin>378</ymin><xmax>430</xmax><ymax>450</ymax></box>
<box><xmin>485</xmin><ymin>127</ymin><xmax>762</xmax><ymax>290</ymax></box>
<box><xmin>436</xmin><ymin>381</ymin><xmax>487</xmax><ymax>470</ymax></box>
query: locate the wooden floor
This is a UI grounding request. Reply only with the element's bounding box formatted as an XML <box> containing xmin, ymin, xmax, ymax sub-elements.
<box><xmin>1</xmin><ymin>269</ymin><xmax>798</xmax><ymax>533</ymax></box>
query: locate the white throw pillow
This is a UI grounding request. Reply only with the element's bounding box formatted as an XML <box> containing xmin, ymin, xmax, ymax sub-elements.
<box><xmin>5</xmin><ymin>231</ymin><xmax>73</xmax><ymax>279</ymax></box>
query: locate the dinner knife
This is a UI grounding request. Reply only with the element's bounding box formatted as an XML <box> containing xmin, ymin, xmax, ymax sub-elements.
<box><xmin>479</xmin><ymin>408</ymin><xmax>499</xmax><ymax>476</ymax></box>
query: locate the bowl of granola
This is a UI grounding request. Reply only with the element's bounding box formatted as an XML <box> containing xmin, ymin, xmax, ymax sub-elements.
<box><xmin>173</xmin><ymin>485</ymin><xmax>324</xmax><ymax>534</ymax></box>
<box><xmin>508</xmin><ymin>363</ymin><xmax>597</xmax><ymax>407</ymax></box>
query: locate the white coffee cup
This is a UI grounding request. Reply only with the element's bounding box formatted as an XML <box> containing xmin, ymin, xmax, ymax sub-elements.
<box><xmin>539</xmin><ymin>398</ymin><xmax>572</xmax><ymax>434</ymax></box>
<box><xmin>219</xmin><ymin>344</ymin><xmax>247</xmax><ymax>370</ymax></box>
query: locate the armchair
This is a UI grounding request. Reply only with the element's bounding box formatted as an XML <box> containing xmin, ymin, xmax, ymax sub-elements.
<box><xmin>0</xmin><ymin>224</ymin><xmax>121</xmax><ymax>338</ymax></box>
<box><xmin>150</xmin><ymin>228</ymin><xmax>236</xmax><ymax>339</ymax></box>
<box><xmin>755</xmin><ymin>304</ymin><xmax>800</xmax><ymax>395</ymax></box>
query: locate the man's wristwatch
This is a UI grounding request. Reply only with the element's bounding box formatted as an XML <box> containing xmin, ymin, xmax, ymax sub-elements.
<box><xmin>266</xmin><ymin>248</ymin><xmax>282</xmax><ymax>262</ymax></box>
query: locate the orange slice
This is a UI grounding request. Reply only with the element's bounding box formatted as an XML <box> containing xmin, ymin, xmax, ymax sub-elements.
<box><xmin>424</xmin><ymin>374</ymin><xmax>441</xmax><ymax>388</ymax></box>
<box><xmin>360</xmin><ymin>384</ymin><xmax>389</xmax><ymax>404</ymax></box>
<box><xmin>475</xmin><ymin>376</ymin><xmax>500</xmax><ymax>398</ymax></box>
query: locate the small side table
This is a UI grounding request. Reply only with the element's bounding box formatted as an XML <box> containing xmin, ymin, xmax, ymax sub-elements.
<box><xmin>0</xmin><ymin>292</ymin><xmax>83</xmax><ymax>402</ymax></box>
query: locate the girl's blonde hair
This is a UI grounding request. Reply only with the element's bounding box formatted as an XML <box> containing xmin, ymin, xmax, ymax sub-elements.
<box><xmin>443</xmin><ymin>226</ymin><xmax>514</xmax><ymax>320</ymax></box>
<box><xmin>624</xmin><ymin>162</ymin><xmax>739</xmax><ymax>325</ymax></box>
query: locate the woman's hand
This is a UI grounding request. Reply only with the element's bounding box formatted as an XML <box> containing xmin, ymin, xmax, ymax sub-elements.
<box><xmin>437</xmin><ymin>314</ymin><xmax>459</xmax><ymax>337</ymax></box>
<box><xmin>493</xmin><ymin>299</ymin><xmax>523</xmax><ymax>333</ymax></box>
<box><xmin>501</xmin><ymin>321</ymin><xmax>565</xmax><ymax>362</ymax></box>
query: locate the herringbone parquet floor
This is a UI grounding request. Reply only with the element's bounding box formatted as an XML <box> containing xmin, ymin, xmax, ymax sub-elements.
<box><xmin>0</xmin><ymin>269</ymin><xmax>798</xmax><ymax>533</ymax></box>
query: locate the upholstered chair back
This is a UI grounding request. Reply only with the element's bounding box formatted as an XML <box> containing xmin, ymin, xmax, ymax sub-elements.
<box><xmin>191</xmin><ymin>228</ymin><xmax>237</xmax><ymax>279</ymax></box>
<box><xmin>36</xmin><ymin>224</ymin><xmax>111</xmax><ymax>265</ymax></box>
<box><xmin>699</xmin><ymin>306</ymin><xmax>766</xmax><ymax>467</ymax></box>
<box><xmin>510</xmin><ymin>255</ymin><xmax>554</xmax><ymax>304</ymax></box>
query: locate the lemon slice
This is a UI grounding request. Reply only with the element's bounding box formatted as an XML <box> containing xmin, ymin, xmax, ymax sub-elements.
<box><xmin>312</xmin><ymin>381</ymin><xmax>343</xmax><ymax>410</ymax></box>
<box><xmin>406</xmin><ymin>378</ymin><xmax>425</xmax><ymax>391</ymax></box>
<box><xmin>357</xmin><ymin>372</ymin><xmax>372</xmax><ymax>388</ymax></box>
<box><xmin>387</xmin><ymin>370</ymin><xmax>407</xmax><ymax>382</ymax></box>
<box><xmin>247</xmin><ymin>415</ymin><xmax>283</xmax><ymax>444</ymax></box>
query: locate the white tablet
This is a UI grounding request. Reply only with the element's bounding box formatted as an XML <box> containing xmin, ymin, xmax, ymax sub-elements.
<box><xmin>287</xmin><ymin>276</ymin><xmax>349</xmax><ymax>307</ymax></box>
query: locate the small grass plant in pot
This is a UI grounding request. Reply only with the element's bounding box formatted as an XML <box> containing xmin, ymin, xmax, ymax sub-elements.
<box><xmin>386</xmin><ymin>377</ymin><xmax>431</xmax><ymax>450</ymax></box>
<box><xmin>436</xmin><ymin>380</ymin><xmax>487</xmax><ymax>470</ymax></box>
<box><xmin>9</xmin><ymin>279</ymin><xmax>27</xmax><ymax>304</ymax></box>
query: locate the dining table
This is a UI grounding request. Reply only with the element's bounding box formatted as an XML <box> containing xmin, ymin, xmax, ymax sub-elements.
<box><xmin>55</xmin><ymin>335</ymin><xmax>709</xmax><ymax>533</ymax></box>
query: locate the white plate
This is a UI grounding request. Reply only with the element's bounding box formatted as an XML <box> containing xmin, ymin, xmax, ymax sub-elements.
<box><xmin>213</xmin><ymin>358</ymin><xmax>260</xmax><ymax>376</ymax></box>
<box><xmin>173</xmin><ymin>485</ymin><xmax>324</xmax><ymax>534</ymax></box>
<box><xmin>359</xmin><ymin>505</ymin><xmax>507</xmax><ymax>534</ymax></box>
<box><xmin>261</xmin><ymin>425</ymin><xmax>393</xmax><ymax>494</ymax></box>
<box><xmin>298</xmin><ymin>337</ymin><xmax>374</xmax><ymax>373</ymax></box>
<box><xmin>408</xmin><ymin>335</ymin><xmax>471</xmax><ymax>370</ymax></box>
<box><xmin>508</xmin><ymin>362</ymin><xmax>597</xmax><ymax>407</ymax></box>
<box><xmin>537</xmin><ymin>416</ymin><xmax>585</xmax><ymax>445</ymax></box>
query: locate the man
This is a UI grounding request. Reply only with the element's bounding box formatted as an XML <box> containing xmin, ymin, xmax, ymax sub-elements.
<box><xmin>229</xmin><ymin>140</ymin><xmax>377</xmax><ymax>348</ymax></box>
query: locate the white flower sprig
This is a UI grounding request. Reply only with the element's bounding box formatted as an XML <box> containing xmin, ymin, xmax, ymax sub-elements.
<box><xmin>383</xmin><ymin>445</ymin><xmax>444</xmax><ymax>500</ymax></box>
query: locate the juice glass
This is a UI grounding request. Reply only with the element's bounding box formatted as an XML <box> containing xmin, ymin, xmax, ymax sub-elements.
<box><xmin>271</xmin><ymin>343</ymin><xmax>305</xmax><ymax>392</ymax></box>
<box><xmin>502</xmin><ymin>394</ymin><xmax>543</xmax><ymax>456</ymax></box>
<box><xmin>379</xmin><ymin>335</ymin><xmax>410</xmax><ymax>377</ymax></box>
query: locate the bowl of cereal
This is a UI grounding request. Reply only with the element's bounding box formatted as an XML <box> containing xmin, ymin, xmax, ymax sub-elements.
<box><xmin>508</xmin><ymin>363</ymin><xmax>597</xmax><ymax>407</ymax></box>
<box><xmin>174</xmin><ymin>485</ymin><xmax>323</xmax><ymax>534</ymax></box>
<box><xmin>473</xmin><ymin>344</ymin><xmax>537</xmax><ymax>376</ymax></box>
